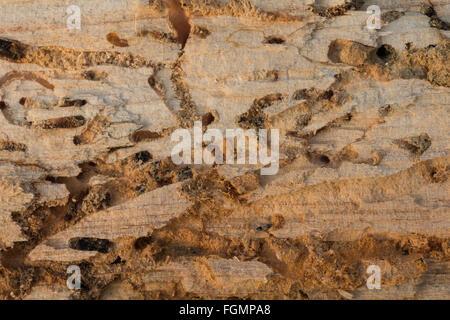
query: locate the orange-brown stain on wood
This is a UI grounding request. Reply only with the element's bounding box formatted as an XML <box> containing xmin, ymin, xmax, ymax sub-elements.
<box><xmin>106</xmin><ymin>33</ymin><xmax>129</xmax><ymax>47</ymax></box>
<box><xmin>0</xmin><ymin>71</ymin><xmax>54</xmax><ymax>90</ymax></box>
<box><xmin>165</xmin><ymin>0</ymin><xmax>191</xmax><ymax>49</ymax></box>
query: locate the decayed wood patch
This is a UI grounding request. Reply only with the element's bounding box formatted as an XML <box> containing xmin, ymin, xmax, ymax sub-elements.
<box><xmin>0</xmin><ymin>0</ymin><xmax>449</xmax><ymax>300</ymax></box>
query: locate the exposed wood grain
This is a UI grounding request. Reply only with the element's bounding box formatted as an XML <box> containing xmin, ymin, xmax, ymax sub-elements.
<box><xmin>0</xmin><ymin>0</ymin><xmax>448</xmax><ymax>300</ymax></box>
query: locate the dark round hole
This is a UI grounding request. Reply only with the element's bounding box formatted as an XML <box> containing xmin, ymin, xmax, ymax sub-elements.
<box><xmin>320</xmin><ymin>155</ymin><xmax>330</xmax><ymax>164</ymax></box>
<box><xmin>45</xmin><ymin>175</ymin><xmax>56</xmax><ymax>182</ymax></box>
<box><xmin>73</xmin><ymin>136</ymin><xmax>81</xmax><ymax>145</ymax></box>
<box><xmin>202</xmin><ymin>112</ymin><xmax>215</xmax><ymax>126</ymax></box>
<box><xmin>376</xmin><ymin>45</ymin><xmax>394</xmax><ymax>60</ymax></box>
<box><xmin>264</xmin><ymin>36</ymin><xmax>286</xmax><ymax>44</ymax></box>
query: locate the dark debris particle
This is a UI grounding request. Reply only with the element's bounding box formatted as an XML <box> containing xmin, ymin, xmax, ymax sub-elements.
<box><xmin>134</xmin><ymin>236</ymin><xmax>153</xmax><ymax>250</ymax></box>
<box><xmin>134</xmin><ymin>150</ymin><xmax>152</xmax><ymax>163</ymax></box>
<box><xmin>319</xmin><ymin>90</ymin><xmax>334</xmax><ymax>100</ymax></box>
<box><xmin>238</xmin><ymin>93</ymin><xmax>283</xmax><ymax>129</ymax></box>
<box><xmin>59</xmin><ymin>98</ymin><xmax>87</xmax><ymax>107</ymax></box>
<box><xmin>82</xmin><ymin>70</ymin><xmax>108</xmax><ymax>81</ymax></box>
<box><xmin>343</xmin><ymin>113</ymin><xmax>352</xmax><ymax>121</ymax></box>
<box><xmin>201</xmin><ymin>112</ymin><xmax>215</xmax><ymax>126</ymax></box>
<box><xmin>254</xmin><ymin>93</ymin><xmax>284</xmax><ymax>109</ymax></box>
<box><xmin>237</xmin><ymin>112</ymin><xmax>266</xmax><ymax>130</ymax></box>
<box><xmin>394</xmin><ymin>133</ymin><xmax>432</xmax><ymax>156</ymax></box>
<box><xmin>138</xmin><ymin>29</ymin><xmax>178</xmax><ymax>43</ymax></box>
<box><xmin>148</xmin><ymin>76</ymin><xmax>156</xmax><ymax>88</ymax></box>
<box><xmin>311</xmin><ymin>0</ymin><xmax>364</xmax><ymax>18</ymax></box>
<box><xmin>428</xmin><ymin>166</ymin><xmax>448</xmax><ymax>183</ymax></box>
<box><xmin>107</xmin><ymin>145</ymin><xmax>131</xmax><ymax>154</ymax></box>
<box><xmin>192</xmin><ymin>25</ymin><xmax>210</xmax><ymax>39</ymax></box>
<box><xmin>81</xmin><ymin>189</ymin><xmax>111</xmax><ymax>214</ymax></box>
<box><xmin>381</xmin><ymin>11</ymin><xmax>405</xmax><ymax>24</ymax></box>
<box><xmin>73</xmin><ymin>136</ymin><xmax>82</xmax><ymax>145</ymax></box>
<box><xmin>134</xmin><ymin>184</ymin><xmax>145</xmax><ymax>194</ymax></box>
<box><xmin>177</xmin><ymin>166</ymin><xmax>193</xmax><ymax>181</ymax></box>
<box><xmin>266</xmin><ymin>70</ymin><xmax>279</xmax><ymax>81</ymax></box>
<box><xmin>420</xmin><ymin>4</ymin><xmax>450</xmax><ymax>30</ymax></box>
<box><xmin>0</xmin><ymin>37</ymin><xmax>28</xmax><ymax>62</ymax></box>
<box><xmin>263</xmin><ymin>36</ymin><xmax>286</xmax><ymax>44</ymax></box>
<box><xmin>146</xmin><ymin>160</ymin><xmax>177</xmax><ymax>186</ymax></box>
<box><xmin>379</xmin><ymin>104</ymin><xmax>393</xmax><ymax>117</ymax></box>
<box><xmin>293</xmin><ymin>89</ymin><xmax>312</xmax><ymax>100</ymax></box>
<box><xmin>421</xmin><ymin>5</ymin><xmax>436</xmax><ymax>18</ymax></box>
<box><xmin>256</xmin><ymin>224</ymin><xmax>272</xmax><ymax>232</ymax></box>
<box><xmin>0</xmin><ymin>140</ymin><xmax>27</xmax><ymax>152</ymax></box>
<box><xmin>69</xmin><ymin>237</ymin><xmax>113</xmax><ymax>253</ymax></box>
<box><xmin>430</xmin><ymin>17</ymin><xmax>450</xmax><ymax>30</ymax></box>
<box><xmin>296</xmin><ymin>114</ymin><xmax>312</xmax><ymax>129</ymax></box>
<box><xmin>0</xmin><ymin>101</ymin><xmax>8</xmax><ymax>110</ymax></box>
<box><xmin>111</xmin><ymin>256</ymin><xmax>126</xmax><ymax>264</ymax></box>
<box><xmin>64</xmin><ymin>202</ymin><xmax>78</xmax><ymax>222</ymax></box>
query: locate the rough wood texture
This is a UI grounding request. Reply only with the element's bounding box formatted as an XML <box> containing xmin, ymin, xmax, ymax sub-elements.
<box><xmin>0</xmin><ymin>0</ymin><xmax>449</xmax><ymax>300</ymax></box>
